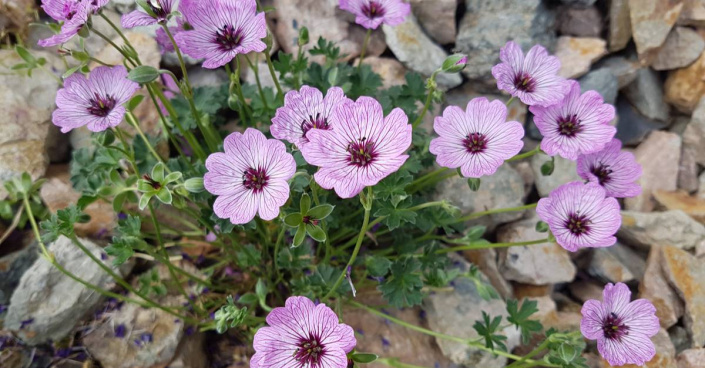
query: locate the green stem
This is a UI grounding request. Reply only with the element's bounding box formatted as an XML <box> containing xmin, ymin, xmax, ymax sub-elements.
<box><xmin>144</xmin><ymin>83</ymin><xmax>192</xmax><ymax>167</ymax></box>
<box><xmin>412</xmin><ymin>90</ymin><xmax>433</xmax><ymax>129</ymax></box>
<box><xmin>98</xmin><ymin>13</ymin><xmax>141</xmax><ymax>65</ymax></box>
<box><xmin>436</xmin><ymin>238</ymin><xmax>550</xmax><ymax>254</ymax></box>
<box><xmin>451</xmin><ymin>203</ymin><xmax>537</xmax><ymax>224</ymax></box>
<box><xmin>273</xmin><ymin>225</ymin><xmax>285</xmax><ymax>278</ymax></box>
<box><xmin>91</xmin><ymin>28</ymin><xmax>136</xmax><ymax>67</ymax></box>
<box><xmin>149</xmin><ymin>83</ymin><xmax>207</xmax><ymax>161</ymax></box>
<box><xmin>506</xmin><ymin>145</ymin><xmax>542</xmax><ymax>162</ymax></box>
<box><xmin>113</xmin><ymin>127</ymin><xmax>138</xmax><ymax>174</ymax></box>
<box><xmin>231</xmin><ymin>58</ymin><xmax>252</xmax><ymax>123</ymax></box>
<box><xmin>376</xmin><ymin>358</ymin><xmax>430</xmax><ymax>368</ymax></box>
<box><xmin>505</xmin><ymin>338</ymin><xmax>550</xmax><ymax>368</ymax></box>
<box><xmin>264</xmin><ymin>46</ymin><xmax>284</xmax><ymax>98</ymax></box>
<box><xmin>505</xmin><ymin>96</ymin><xmax>515</xmax><ymax>107</ymax></box>
<box><xmin>246</xmin><ymin>55</ymin><xmax>270</xmax><ymax>111</ymax></box>
<box><xmin>357</xmin><ymin>29</ymin><xmax>372</xmax><ymax>70</ymax></box>
<box><xmin>125</xmin><ymin>111</ymin><xmax>167</xmax><ymax>165</ymax></box>
<box><xmin>322</xmin><ymin>187</ymin><xmax>373</xmax><ymax>300</ymax></box>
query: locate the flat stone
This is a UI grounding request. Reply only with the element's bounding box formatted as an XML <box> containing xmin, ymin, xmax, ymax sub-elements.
<box><xmin>653</xmin><ymin>27</ymin><xmax>705</xmax><ymax>70</ymax></box>
<box><xmin>432</xmin><ymin>165</ymin><xmax>526</xmax><ymax>230</ymax></box>
<box><xmin>0</xmin><ymin>49</ymin><xmax>63</xmax><ymax>198</ymax></box>
<box><xmin>595</xmin><ymin>56</ymin><xmax>641</xmax><ymax>89</ymax></box>
<box><xmin>497</xmin><ymin>216</ymin><xmax>577</xmax><ymax>285</ymax></box>
<box><xmin>614</xmin><ymin>96</ymin><xmax>665</xmax><ymax>145</ymax></box>
<box><xmin>678</xmin><ymin>148</ymin><xmax>700</xmax><ymax>193</ymax></box>
<box><xmin>383</xmin><ymin>14</ymin><xmax>462</xmax><ymax>90</ymax></box>
<box><xmin>555</xmin><ymin>36</ymin><xmax>607</xmax><ymax>79</ymax></box>
<box><xmin>568</xmin><ymin>280</ymin><xmax>604</xmax><ymax>303</ymax></box>
<box><xmin>40</xmin><ymin>165</ymin><xmax>117</xmax><ymax>239</ymax></box>
<box><xmin>556</xmin><ymin>6</ymin><xmax>603</xmax><ymax>37</ymax></box>
<box><xmin>623</xmin><ymin>68</ymin><xmax>671</xmax><ymax>123</ymax></box>
<box><xmin>654</xmin><ymin>190</ymin><xmax>705</xmax><ymax>224</ymax></box>
<box><xmin>629</xmin><ymin>0</ymin><xmax>684</xmax><ymax>62</ymax></box>
<box><xmin>608</xmin><ymin>0</ymin><xmax>633</xmax><ymax>52</ymax></box>
<box><xmin>360</xmin><ymin>56</ymin><xmax>408</xmax><ymax>89</ymax></box>
<box><xmin>665</xmin><ymin>50</ymin><xmax>705</xmax><ymax>114</ymax></box>
<box><xmin>423</xmin><ymin>263</ymin><xmax>519</xmax><ymax>367</ymax></box>
<box><xmin>625</xmin><ymin>131</ymin><xmax>681</xmax><ymax>212</ymax></box>
<box><xmin>530</xmin><ymin>154</ymin><xmax>582</xmax><ymax>197</ymax></box>
<box><xmin>579</xmin><ymin>68</ymin><xmax>619</xmax><ymax>105</ymax></box>
<box><xmin>678</xmin><ymin>0</ymin><xmax>705</xmax><ymax>26</ymax></box>
<box><xmin>677</xmin><ymin>349</ymin><xmax>705</xmax><ymax>368</ymax></box>
<box><xmin>4</xmin><ymin>236</ymin><xmax>123</xmax><ymax>345</ymax></box>
<box><xmin>409</xmin><ymin>0</ymin><xmax>457</xmax><ymax>44</ymax></box>
<box><xmin>0</xmin><ymin>240</ymin><xmax>38</xmax><ymax>305</ymax></box>
<box><xmin>619</xmin><ymin>210</ymin><xmax>705</xmax><ymax>251</ymax></box>
<box><xmin>699</xmin><ymin>172</ymin><xmax>705</xmax><ymax>200</ymax></box>
<box><xmin>456</xmin><ymin>0</ymin><xmax>556</xmax><ymax>83</ymax></box>
<box><xmin>683</xmin><ymin>98</ymin><xmax>705</xmax><ymax>166</ymax></box>
<box><xmin>660</xmin><ymin>246</ymin><xmax>705</xmax><ymax>347</ymax></box>
<box><xmin>639</xmin><ymin>246</ymin><xmax>685</xmax><ymax>328</ymax></box>
<box><xmin>342</xmin><ymin>292</ymin><xmax>453</xmax><ymax>368</ymax></box>
<box><xmin>463</xmin><ymin>249</ymin><xmax>513</xmax><ymax>299</ymax></box>
<box><xmin>587</xmin><ymin>243</ymin><xmax>646</xmax><ymax>283</ymax></box>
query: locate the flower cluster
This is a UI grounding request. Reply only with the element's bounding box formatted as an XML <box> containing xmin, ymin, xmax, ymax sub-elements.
<box><xmin>39</xmin><ymin>0</ymin><xmax>109</xmax><ymax>47</ymax></box>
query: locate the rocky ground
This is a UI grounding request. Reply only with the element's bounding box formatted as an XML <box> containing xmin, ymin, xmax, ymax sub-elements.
<box><xmin>1</xmin><ymin>0</ymin><xmax>705</xmax><ymax>367</ymax></box>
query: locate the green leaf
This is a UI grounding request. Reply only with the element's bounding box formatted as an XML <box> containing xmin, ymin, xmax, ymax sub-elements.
<box><xmin>374</xmin><ymin>170</ymin><xmax>413</xmax><ymax>202</ymax></box>
<box><xmin>366</xmin><ymin>256</ymin><xmax>391</xmax><ymax>278</ymax></box>
<box><xmin>472</xmin><ymin>312</ymin><xmax>508</xmax><ymax>351</ymax></box>
<box><xmin>506</xmin><ymin>299</ymin><xmax>543</xmax><ymax>344</ymax></box>
<box><xmin>104</xmin><ymin>241</ymin><xmax>134</xmax><ymax>266</ymax></box>
<box><xmin>127</xmin><ymin>94</ymin><xmax>145</xmax><ymax>111</ymax></box>
<box><xmin>293</xmin><ymin>223</ymin><xmax>306</xmax><ymax>247</ymax></box>
<box><xmin>284</xmin><ymin>213</ymin><xmax>303</xmax><ymax>227</ymax></box>
<box><xmin>151</xmin><ymin>162</ymin><xmax>165</xmax><ymax>182</ymax></box>
<box><xmin>305</xmin><ymin>223</ymin><xmax>326</xmax><ymax>242</ymax></box>
<box><xmin>535</xmin><ymin>221</ymin><xmax>549</xmax><ymax>233</ymax></box>
<box><xmin>128</xmin><ymin>65</ymin><xmax>160</xmax><ymax>84</ymax></box>
<box><xmin>467</xmin><ymin>177</ymin><xmax>481</xmax><ymax>191</ymax></box>
<box><xmin>300</xmin><ymin>193</ymin><xmax>311</xmax><ymax>214</ymax></box>
<box><xmin>235</xmin><ymin>244</ymin><xmax>262</xmax><ymax>268</ymax></box>
<box><xmin>351</xmin><ymin>353</ymin><xmax>378</xmax><ymax>364</ymax></box>
<box><xmin>138</xmin><ymin>193</ymin><xmax>152</xmax><ymax>210</ymax></box>
<box><xmin>214</xmin><ymin>296</ymin><xmax>248</xmax><ymax>334</ymax></box>
<box><xmin>62</xmin><ymin>65</ymin><xmax>82</xmax><ymax>79</ymax></box>
<box><xmin>155</xmin><ymin>188</ymin><xmax>173</xmax><ymax>205</ymax></box>
<box><xmin>306</xmin><ymin>204</ymin><xmax>334</xmax><ymax>220</ymax></box>
<box><xmin>378</xmin><ymin>257</ymin><xmax>424</xmax><ymax>308</ymax></box>
<box><xmin>164</xmin><ymin>171</ymin><xmax>182</xmax><ymax>183</ymax></box>
<box><xmin>15</xmin><ymin>45</ymin><xmax>36</xmax><ymax>65</ymax></box>
<box><xmin>374</xmin><ymin>201</ymin><xmax>417</xmax><ymax>231</ymax></box>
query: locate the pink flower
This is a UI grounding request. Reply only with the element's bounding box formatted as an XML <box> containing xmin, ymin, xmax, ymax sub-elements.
<box><xmin>577</xmin><ymin>139</ymin><xmax>642</xmax><ymax>198</ymax></box>
<box><xmin>491</xmin><ymin>41</ymin><xmax>570</xmax><ymax>107</ymax></box>
<box><xmin>40</xmin><ymin>0</ymin><xmax>107</xmax><ymax>22</ymax></box>
<box><xmin>430</xmin><ymin>98</ymin><xmax>524</xmax><ymax>178</ymax></box>
<box><xmin>252</xmin><ymin>296</ymin><xmax>356</xmax><ymax>368</ymax></box>
<box><xmin>536</xmin><ymin>181</ymin><xmax>621</xmax><ymax>252</ymax></box>
<box><xmin>155</xmin><ymin>16</ymin><xmax>188</xmax><ymax>53</ymax></box>
<box><xmin>271</xmin><ymin>86</ymin><xmax>351</xmax><ymax>149</ymax></box>
<box><xmin>581</xmin><ymin>283</ymin><xmax>659</xmax><ymax>366</ymax></box>
<box><xmin>339</xmin><ymin>0</ymin><xmax>411</xmax><ymax>30</ymax></box>
<box><xmin>174</xmin><ymin>0</ymin><xmax>266</xmax><ymax>69</ymax></box>
<box><xmin>39</xmin><ymin>0</ymin><xmax>89</xmax><ymax>47</ymax></box>
<box><xmin>52</xmin><ymin>66</ymin><xmax>140</xmax><ymax>133</ymax></box>
<box><xmin>122</xmin><ymin>0</ymin><xmax>176</xmax><ymax>29</ymax></box>
<box><xmin>301</xmin><ymin>97</ymin><xmax>412</xmax><ymax>199</ymax></box>
<box><xmin>204</xmin><ymin>128</ymin><xmax>296</xmax><ymax>225</ymax></box>
<box><xmin>530</xmin><ymin>80</ymin><xmax>616</xmax><ymax>161</ymax></box>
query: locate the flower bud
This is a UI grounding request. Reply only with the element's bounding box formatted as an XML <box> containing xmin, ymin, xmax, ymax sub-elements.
<box><xmin>441</xmin><ymin>53</ymin><xmax>468</xmax><ymax>73</ymax></box>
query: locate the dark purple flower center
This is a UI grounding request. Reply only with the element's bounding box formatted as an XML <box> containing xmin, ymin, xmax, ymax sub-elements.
<box><xmin>301</xmin><ymin>113</ymin><xmax>330</xmax><ymax>137</ymax></box>
<box><xmin>565</xmin><ymin>213</ymin><xmax>590</xmax><ymax>236</ymax></box>
<box><xmin>215</xmin><ymin>24</ymin><xmax>244</xmax><ymax>51</ymax></box>
<box><xmin>87</xmin><ymin>93</ymin><xmax>117</xmax><ymax>117</ymax></box>
<box><xmin>557</xmin><ymin>114</ymin><xmax>582</xmax><ymax>137</ymax></box>
<box><xmin>602</xmin><ymin>312</ymin><xmax>629</xmax><ymax>341</ymax></box>
<box><xmin>590</xmin><ymin>163</ymin><xmax>613</xmax><ymax>185</ymax></box>
<box><xmin>302</xmin><ymin>216</ymin><xmax>319</xmax><ymax>225</ymax></box>
<box><xmin>513</xmin><ymin>72</ymin><xmax>536</xmax><ymax>93</ymax></box>
<box><xmin>147</xmin><ymin>0</ymin><xmax>170</xmax><ymax>20</ymax></box>
<box><xmin>294</xmin><ymin>333</ymin><xmax>326</xmax><ymax>366</ymax></box>
<box><xmin>362</xmin><ymin>1</ymin><xmax>386</xmax><ymax>19</ymax></box>
<box><xmin>347</xmin><ymin>137</ymin><xmax>377</xmax><ymax>167</ymax></box>
<box><xmin>242</xmin><ymin>167</ymin><xmax>269</xmax><ymax>193</ymax></box>
<box><xmin>463</xmin><ymin>132</ymin><xmax>488</xmax><ymax>154</ymax></box>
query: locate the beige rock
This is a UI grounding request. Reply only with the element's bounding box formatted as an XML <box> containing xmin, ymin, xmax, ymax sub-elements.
<box><xmin>625</xmin><ymin>131</ymin><xmax>681</xmax><ymax>212</ymax></box>
<box><xmin>360</xmin><ymin>56</ymin><xmax>408</xmax><ymax>89</ymax></box>
<box><xmin>661</xmin><ymin>245</ymin><xmax>705</xmax><ymax>347</ymax></box>
<box><xmin>618</xmin><ymin>210</ymin><xmax>705</xmax><ymax>251</ymax></box>
<box><xmin>587</xmin><ymin>244</ymin><xmax>645</xmax><ymax>283</ymax></box>
<box><xmin>609</xmin><ymin>0</ymin><xmax>632</xmax><ymax>52</ymax></box>
<box><xmin>678</xmin><ymin>0</ymin><xmax>705</xmax><ymax>26</ymax></box>
<box><xmin>699</xmin><ymin>172</ymin><xmax>705</xmax><ymax>200</ymax></box>
<box><xmin>555</xmin><ymin>36</ymin><xmax>608</xmax><ymax>78</ymax></box>
<box><xmin>654</xmin><ymin>190</ymin><xmax>705</xmax><ymax>224</ymax></box>
<box><xmin>683</xmin><ymin>98</ymin><xmax>705</xmax><ymax>166</ymax></box>
<box><xmin>653</xmin><ymin>27</ymin><xmax>705</xmax><ymax>70</ymax></box>
<box><xmin>640</xmin><ymin>246</ymin><xmax>685</xmax><ymax>328</ymax></box>
<box><xmin>677</xmin><ymin>348</ymin><xmax>705</xmax><ymax>368</ymax></box>
<box><xmin>463</xmin><ymin>248</ymin><xmax>513</xmax><ymax>299</ymax></box>
<box><xmin>665</xmin><ymin>51</ymin><xmax>705</xmax><ymax>114</ymax></box>
<box><xmin>409</xmin><ymin>0</ymin><xmax>457</xmax><ymax>45</ymax></box>
<box><xmin>569</xmin><ymin>280</ymin><xmax>604</xmax><ymax>303</ymax></box>
<box><xmin>629</xmin><ymin>0</ymin><xmax>684</xmax><ymax>62</ymax></box>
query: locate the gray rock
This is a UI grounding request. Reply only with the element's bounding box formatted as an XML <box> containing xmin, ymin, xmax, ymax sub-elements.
<box><xmin>623</xmin><ymin>68</ymin><xmax>670</xmax><ymax>123</ymax></box>
<box><xmin>653</xmin><ymin>27</ymin><xmax>705</xmax><ymax>70</ymax></box>
<box><xmin>560</xmin><ymin>0</ymin><xmax>597</xmax><ymax>6</ymax></box>
<box><xmin>683</xmin><ymin>98</ymin><xmax>705</xmax><ymax>167</ymax></box>
<box><xmin>497</xmin><ymin>216</ymin><xmax>577</xmax><ymax>285</ymax></box>
<box><xmin>530</xmin><ymin>154</ymin><xmax>582</xmax><ymax>197</ymax></box>
<box><xmin>556</xmin><ymin>6</ymin><xmax>602</xmax><ymax>37</ymax></box>
<box><xmin>0</xmin><ymin>241</ymin><xmax>38</xmax><ymax>305</ymax></box>
<box><xmin>677</xmin><ymin>348</ymin><xmax>705</xmax><ymax>368</ymax></box>
<box><xmin>625</xmin><ymin>131</ymin><xmax>681</xmax><ymax>212</ymax></box>
<box><xmin>647</xmin><ymin>328</ymin><xmax>678</xmax><ymax>367</ymax></box>
<box><xmin>190</xmin><ymin>67</ymin><xmax>228</xmax><ymax>89</ymax></box>
<box><xmin>619</xmin><ymin>210</ymin><xmax>705</xmax><ymax>252</ymax></box>
<box><xmin>383</xmin><ymin>14</ymin><xmax>462</xmax><ymax>89</ymax></box>
<box><xmin>629</xmin><ymin>0</ymin><xmax>684</xmax><ymax>61</ymax></box>
<box><xmin>432</xmin><ymin>165</ymin><xmax>526</xmax><ymax>230</ymax></box>
<box><xmin>660</xmin><ymin>245</ymin><xmax>705</xmax><ymax>347</ymax></box>
<box><xmin>568</xmin><ymin>280</ymin><xmax>604</xmax><ymax>303</ymax></box>
<box><xmin>614</xmin><ymin>96</ymin><xmax>665</xmax><ymax>146</ymax></box>
<box><xmin>578</xmin><ymin>68</ymin><xmax>619</xmax><ymax>105</ymax></box>
<box><xmin>423</xmin><ymin>263</ymin><xmax>519</xmax><ymax>367</ymax></box>
<box><xmin>595</xmin><ymin>55</ymin><xmax>641</xmax><ymax>89</ymax></box>
<box><xmin>4</xmin><ymin>236</ymin><xmax>123</xmax><ymax>345</ymax></box>
<box><xmin>608</xmin><ymin>0</ymin><xmax>632</xmax><ymax>52</ymax></box>
<box><xmin>0</xmin><ymin>49</ymin><xmax>63</xmax><ymax>199</ymax></box>
<box><xmin>410</xmin><ymin>0</ymin><xmax>457</xmax><ymax>45</ymax></box>
<box><xmin>456</xmin><ymin>0</ymin><xmax>556</xmax><ymax>83</ymax></box>
<box><xmin>670</xmin><ymin>326</ymin><xmax>692</xmax><ymax>355</ymax></box>
<box><xmin>587</xmin><ymin>243</ymin><xmax>646</xmax><ymax>283</ymax></box>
